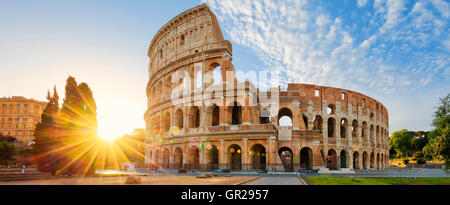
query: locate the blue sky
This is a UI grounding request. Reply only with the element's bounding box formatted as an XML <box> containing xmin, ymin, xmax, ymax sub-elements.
<box><xmin>0</xmin><ymin>0</ymin><xmax>448</xmax><ymax>139</ymax></box>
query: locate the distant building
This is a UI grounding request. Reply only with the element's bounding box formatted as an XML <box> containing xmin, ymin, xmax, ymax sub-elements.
<box><xmin>0</xmin><ymin>96</ymin><xmax>47</xmax><ymax>145</ymax></box>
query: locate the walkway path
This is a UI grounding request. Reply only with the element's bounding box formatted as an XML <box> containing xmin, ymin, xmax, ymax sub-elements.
<box><xmin>243</xmin><ymin>176</ymin><xmax>305</xmax><ymax>185</ymax></box>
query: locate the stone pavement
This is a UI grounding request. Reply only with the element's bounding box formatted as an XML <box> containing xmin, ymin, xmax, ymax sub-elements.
<box><xmin>0</xmin><ymin>175</ymin><xmax>259</xmax><ymax>185</ymax></box>
<box><xmin>243</xmin><ymin>176</ymin><xmax>305</xmax><ymax>185</ymax></box>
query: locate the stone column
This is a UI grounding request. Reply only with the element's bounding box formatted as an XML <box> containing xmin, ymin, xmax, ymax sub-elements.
<box><xmin>169</xmin><ymin>147</ymin><xmax>174</xmax><ymax>169</ymax></box>
<box><xmin>242</xmin><ymin>98</ymin><xmax>250</xmax><ymax>125</ymax></box>
<box><xmin>219</xmin><ymin>106</ymin><xmax>228</xmax><ymax>126</ymax></box>
<box><xmin>293</xmin><ymin>142</ymin><xmax>300</xmax><ymax>170</ymax></box>
<box><xmin>336</xmin><ymin>151</ymin><xmax>341</xmax><ymax>170</ymax></box>
<box><xmin>267</xmin><ymin>136</ymin><xmax>277</xmax><ymax>172</ymax></box>
<box><xmin>219</xmin><ymin>139</ymin><xmax>225</xmax><ymax>169</ymax></box>
<box><xmin>242</xmin><ymin>138</ymin><xmax>249</xmax><ymax>170</ymax></box>
<box><xmin>348</xmin><ymin>149</ymin><xmax>353</xmax><ymax>170</ymax></box>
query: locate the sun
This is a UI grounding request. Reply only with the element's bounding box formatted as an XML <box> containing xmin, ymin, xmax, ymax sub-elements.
<box><xmin>98</xmin><ymin>125</ymin><xmax>120</xmax><ymax>142</ymax></box>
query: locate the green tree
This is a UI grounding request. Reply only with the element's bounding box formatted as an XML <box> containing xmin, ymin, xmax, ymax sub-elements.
<box><xmin>411</xmin><ymin>137</ymin><xmax>427</xmax><ymax>151</ymax></box>
<box><xmin>0</xmin><ymin>135</ymin><xmax>18</xmax><ymax>166</ymax></box>
<box><xmin>389</xmin><ymin>129</ymin><xmax>413</xmax><ymax>158</ymax></box>
<box><xmin>430</xmin><ymin>93</ymin><xmax>450</xmax><ymax>168</ymax></box>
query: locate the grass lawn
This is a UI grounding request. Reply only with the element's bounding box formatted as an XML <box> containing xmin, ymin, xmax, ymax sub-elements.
<box><xmin>306</xmin><ymin>176</ymin><xmax>450</xmax><ymax>185</ymax></box>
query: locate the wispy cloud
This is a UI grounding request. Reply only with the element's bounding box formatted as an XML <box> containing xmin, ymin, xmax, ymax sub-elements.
<box><xmin>203</xmin><ymin>0</ymin><xmax>449</xmax><ymax>95</ymax></box>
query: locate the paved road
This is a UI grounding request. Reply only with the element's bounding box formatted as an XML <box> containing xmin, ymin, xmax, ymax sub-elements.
<box><xmin>243</xmin><ymin>176</ymin><xmax>305</xmax><ymax>185</ymax></box>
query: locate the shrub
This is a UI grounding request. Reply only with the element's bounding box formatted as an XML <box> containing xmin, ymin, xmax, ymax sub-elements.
<box><xmin>416</xmin><ymin>158</ymin><xmax>426</xmax><ymax>165</ymax></box>
<box><xmin>413</xmin><ymin>151</ymin><xmax>424</xmax><ymax>160</ymax></box>
<box><xmin>403</xmin><ymin>159</ymin><xmax>410</xmax><ymax>165</ymax></box>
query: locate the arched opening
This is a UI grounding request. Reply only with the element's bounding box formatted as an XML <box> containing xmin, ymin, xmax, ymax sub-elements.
<box><xmin>250</xmin><ymin>144</ymin><xmax>266</xmax><ymax>170</ymax></box>
<box><xmin>370</xmin><ymin>152</ymin><xmax>375</xmax><ymax>169</ymax></box>
<box><xmin>162</xmin><ymin>148</ymin><xmax>170</xmax><ymax>169</ymax></box>
<box><xmin>340</xmin><ymin>118</ymin><xmax>348</xmax><ymax>138</ymax></box>
<box><xmin>211</xmin><ymin>105</ymin><xmax>220</xmax><ymax>126</ymax></box>
<box><xmin>162</xmin><ymin>112</ymin><xmax>170</xmax><ymax>132</ymax></box>
<box><xmin>278</xmin><ymin>147</ymin><xmax>293</xmax><ymax>172</ymax></box>
<box><xmin>175</xmin><ymin>109</ymin><xmax>183</xmax><ymax>129</ymax></box>
<box><xmin>165</xmin><ymin>76</ymin><xmax>172</xmax><ymax>98</ymax></box>
<box><xmin>154</xmin><ymin>149</ymin><xmax>160</xmax><ymax>167</ymax></box>
<box><xmin>370</xmin><ymin>125</ymin><xmax>374</xmax><ymax>143</ymax></box>
<box><xmin>278</xmin><ymin>108</ymin><xmax>293</xmax><ymax>126</ymax></box>
<box><xmin>313</xmin><ymin>115</ymin><xmax>323</xmax><ymax>133</ymax></box>
<box><xmin>353</xmin><ymin>151</ymin><xmax>360</xmax><ymax>169</ymax></box>
<box><xmin>208</xmin><ymin>63</ymin><xmax>222</xmax><ymax>86</ymax></box>
<box><xmin>206</xmin><ymin>144</ymin><xmax>219</xmax><ymax>170</ymax></box>
<box><xmin>362</xmin><ymin>151</ymin><xmax>368</xmax><ymax>170</ymax></box>
<box><xmin>189</xmin><ymin>106</ymin><xmax>200</xmax><ymax>128</ymax></box>
<box><xmin>327</xmin><ymin>104</ymin><xmax>336</xmax><ymax>115</ymax></box>
<box><xmin>228</xmin><ymin>144</ymin><xmax>242</xmax><ymax>170</ymax></box>
<box><xmin>179</xmin><ymin>34</ymin><xmax>185</xmax><ymax>45</ymax></box>
<box><xmin>327</xmin><ymin>149</ymin><xmax>337</xmax><ymax>170</ymax></box>
<box><xmin>362</xmin><ymin>121</ymin><xmax>368</xmax><ymax>139</ymax></box>
<box><xmin>189</xmin><ymin>147</ymin><xmax>200</xmax><ymax>170</ymax></box>
<box><xmin>352</xmin><ymin>120</ymin><xmax>358</xmax><ymax>138</ymax></box>
<box><xmin>377</xmin><ymin>153</ymin><xmax>380</xmax><ymax>169</ymax></box>
<box><xmin>300</xmin><ymin>147</ymin><xmax>313</xmax><ymax>170</ymax></box>
<box><xmin>174</xmin><ymin>148</ymin><xmax>183</xmax><ymax>169</ymax></box>
<box><xmin>328</xmin><ymin>118</ymin><xmax>336</xmax><ymax>137</ymax></box>
<box><xmin>376</xmin><ymin>125</ymin><xmax>380</xmax><ymax>145</ymax></box>
<box><xmin>231</xmin><ymin>102</ymin><xmax>242</xmax><ymax>125</ymax></box>
<box><xmin>260</xmin><ymin>109</ymin><xmax>271</xmax><ymax>124</ymax></box>
<box><xmin>340</xmin><ymin>150</ymin><xmax>347</xmax><ymax>168</ymax></box>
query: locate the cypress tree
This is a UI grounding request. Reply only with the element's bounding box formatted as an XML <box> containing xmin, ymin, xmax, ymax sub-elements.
<box><xmin>34</xmin><ymin>87</ymin><xmax>60</xmax><ymax>175</ymax></box>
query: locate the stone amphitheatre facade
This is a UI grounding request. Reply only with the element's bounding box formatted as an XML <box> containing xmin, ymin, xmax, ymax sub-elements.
<box><xmin>144</xmin><ymin>4</ymin><xmax>389</xmax><ymax>172</ymax></box>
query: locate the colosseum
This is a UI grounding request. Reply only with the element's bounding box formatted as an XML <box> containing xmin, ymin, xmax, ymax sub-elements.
<box><xmin>144</xmin><ymin>4</ymin><xmax>389</xmax><ymax>172</ymax></box>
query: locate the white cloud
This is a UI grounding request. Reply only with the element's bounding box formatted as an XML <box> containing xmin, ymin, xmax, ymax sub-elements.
<box><xmin>358</xmin><ymin>0</ymin><xmax>368</xmax><ymax>8</ymax></box>
<box><xmin>202</xmin><ymin>0</ymin><xmax>449</xmax><ymax>96</ymax></box>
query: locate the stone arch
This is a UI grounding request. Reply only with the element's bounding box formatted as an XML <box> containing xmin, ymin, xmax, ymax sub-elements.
<box><xmin>175</xmin><ymin>109</ymin><xmax>183</xmax><ymax>129</ymax></box>
<box><xmin>340</xmin><ymin>150</ymin><xmax>347</xmax><ymax>168</ymax></box>
<box><xmin>362</xmin><ymin>151</ymin><xmax>368</xmax><ymax>170</ymax></box>
<box><xmin>207</xmin><ymin>62</ymin><xmax>223</xmax><ymax>86</ymax></box>
<box><xmin>352</xmin><ymin>120</ymin><xmax>358</xmax><ymax>138</ymax></box>
<box><xmin>189</xmin><ymin>106</ymin><xmax>200</xmax><ymax>128</ymax></box>
<box><xmin>250</xmin><ymin>144</ymin><xmax>266</xmax><ymax>170</ymax></box>
<box><xmin>165</xmin><ymin>75</ymin><xmax>172</xmax><ymax>98</ymax></box>
<box><xmin>174</xmin><ymin>147</ymin><xmax>183</xmax><ymax>169</ymax></box>
<box><xmin>162</xmin><ymin>148</ymin><xmax>170</xmax><ymax>169</ymax></box>
<box><xmin>278</xmin><ymin>147</ymin><xmax>294</xmax><ymax>172</ymax></box>
<box><xmin>362</xmin><ymin>121</ymin><xmax>368</xmax><ymax>139</ymax></box>
<box><xmin>207</xmin><ymin>104</ymin><xmax>220</xmax><ymax>126</ymax></box>
<box><xmin>376</xmin><ymin>125</ymin><xmax>380</xmax><ymax>145</ymax></box>
<box><xmin>370</xmin><ymin>152</ymin><xmax>375</xmax><ymax>169</ymax></box>
<box><xmin>188</xmin><ymin>146</ymin><xmax>200</xmax><ymax>170</ymax></box>
<box><xmin>376</xmin><ymin>153</ymin><xmax>380</xmax><ymax>169</ymax></box>
<box><xmin>162</xmin><ymin>111</ymin><xmax>171</xmax><ymax>132</ymax></box>
<box><xmin>230</xmin><ymin>102</ymin><xmax>242</xmax><ymax>125</ymax></box>
<box><xmin>206</xmin><ymin>144</ymin><xmax>219</xmax><ymax>170</ymax></box>
<box><xmin>328</xmin><ymin>117</ymin><xmax>336</xmax><ymax>137</ymax></box>
<box><xmin>313</xmin><ymin>115</ymin><xmax>323</xmax><ymax>133</ymax></box>
<box><xmin>370</xmin><ymin>124</ymin><xmax>375</xmax><ymax>143</ymax></box>
<box><xmin>278</xmin><ymin>107</ymin><xmax>293</xmax><ymax>126</ymax></box>
<box><xmin>340</xmin><ymin>118</ymin><xmax>348</xmax><ymax>138</ymax></box>
<box><xmin>353</xmin><ymin>151</ymin><xmax>360</xmax><ymax>170</ymax></box>
<box><xmin>228</xmin><ymin>144</ymin><xmax>242</xmax><ymax>170</ymax></box>
<box><xmin>300</xmin><ymin>147</ymin><xmax>313</xmax><ymax>170</ymax></box>
<box><xmin>154</xmin><ymin>149</ymin><xmax>160</xmax><ymax>167</ymax></box>
<box><xmin>327</xmin><ymin>149</ymin><xmax>337</xmax><ymax>170</ymax></box>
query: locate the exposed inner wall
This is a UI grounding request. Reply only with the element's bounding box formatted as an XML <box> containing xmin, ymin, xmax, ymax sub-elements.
<box><xmin>144</xmin><ymin>4</ymin><xmax>390</xmax><ymax>172</ymax></box>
